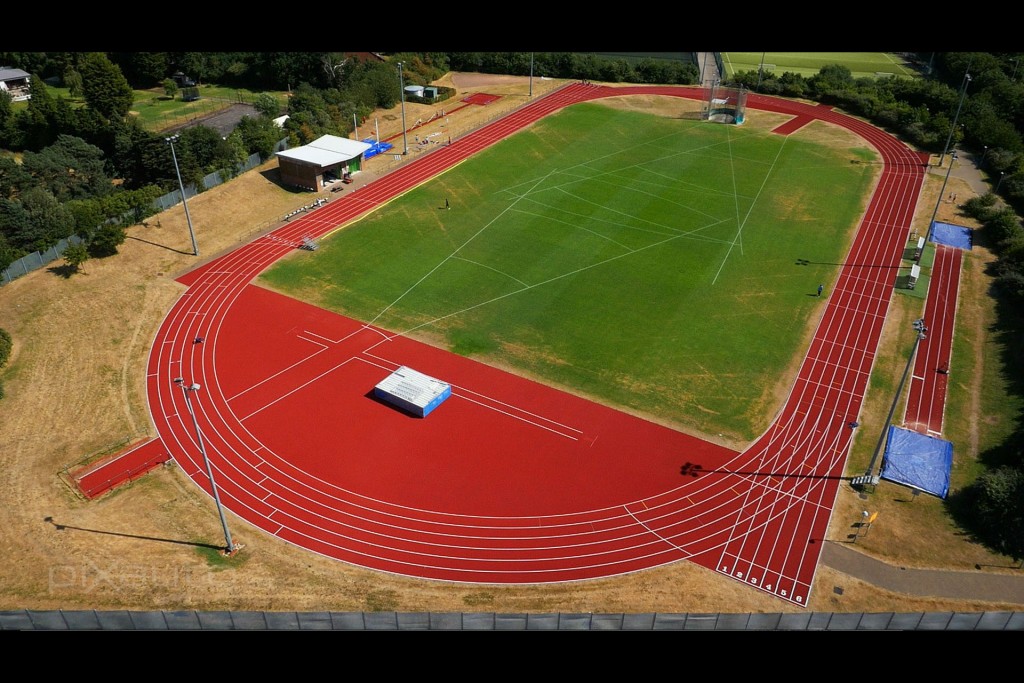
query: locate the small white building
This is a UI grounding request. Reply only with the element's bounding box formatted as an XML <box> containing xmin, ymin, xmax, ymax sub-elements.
<box><xmin>0</xmin><ymin>67</ymin><xmax>31</xmax><ymax>102</ymax></box>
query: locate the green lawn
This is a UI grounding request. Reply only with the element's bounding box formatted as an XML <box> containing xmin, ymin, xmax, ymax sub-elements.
<box><xmin>260</xmin><ymin>103</ymin><xmax>877</xmax><ymax>443</ymax></box>
<box><xmin>722</xmin><ymin>52</ymin><xmax>919</xmax><ymax>80</ymax></box>
<box><xmin>127</xmin><ymin>84</ymin><xmax>286</xmax><ymax>131</ymax></box>
<box><xmin>21</xmin><ymin>83</ymin><xmax>287</xmax><ymax>133</ymax></box>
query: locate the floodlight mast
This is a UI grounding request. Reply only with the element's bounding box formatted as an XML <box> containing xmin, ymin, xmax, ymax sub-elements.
<box><xmin>165</xmin><ymin>135</ymin><xmax>199</xmax><ymax>256</ymax></box>
<box><xmin>863</xmin><ymin>319</ymin><xmax>927</xmax><ymax>484</ymax></box>
<box><xmin>938</xmin><ymin>72</ymin><xmax>970</xmax><ymax>168</ymax></box>
<box><xmin>398</xmin><ymin>61</ymin><xmax>408</xmax><ymax>155</ymax></box>
<box><xmin>174</xmin><ymin>377</ymin><xmax>235</xmax><ymax>554</ymax></box>
<box><xmin>919</xmin><ymin>150</ymin><xmax>958</xmax><ymax>264</ymax></box>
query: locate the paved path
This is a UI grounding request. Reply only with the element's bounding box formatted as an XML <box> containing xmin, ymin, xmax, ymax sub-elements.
<box><xmin>822</xmin><ymin>541</ymin><xmax>1024</xmax><ymax>602</ymax></box>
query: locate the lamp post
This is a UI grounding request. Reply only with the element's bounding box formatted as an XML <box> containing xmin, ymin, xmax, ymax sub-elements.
<box><xmin>529</xmin><ymin>52</ymin><xmax>534</xmax><ymax>97</ymax></box>
<box><xmin>756</xmin><ymin>51</ymin><xmax>765</xmax><ymax>91</ymax></box>
<box><xmin>919</xmin><ymin>150</ymin><xmax>957</xmax><ymax>264</ymax></box>
<box><xmin>938</xmin><ymin>72</ymin><xmax>970</xmax><ymax>167</ymax></box>
<box><xmin>996</xmin><ymin>171</ymin><xmax>1006</xmax><ymax>194</ymax></box>
<box><xmin>165</xmin><ymin>135</ymin><xmax>199</xmax><ymax>257</ymax></box>
<box><xmin>174</xmin><ymin>377</ymin><xmax>235</xmax><ymax>554</ymax></box>
<box><xmin>863</xmin><ymin>318</ymin><xmax>928</xmax><ymax>482</ymax></box>
<box><xmin>397</xmin><ymin>61</ymin><xmax>408</xmax><ymax>155</ymax></box>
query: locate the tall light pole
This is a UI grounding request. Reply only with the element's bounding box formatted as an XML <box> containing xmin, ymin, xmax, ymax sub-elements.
<box><xmin>996</xmin><ymin>171</ymin><xmax>1006</xmax><ymax>194</ymax></box>
<box><xmin>862</xmin><ymin>318</ymin><xmax>928</xmax><ymax>484</ymax></box>
<box><xmin>919</xmin><ymin>150</ymin><xmax>958</xmax><ymax>264</ymax></box>
<box><xmin>529</xmin><ymin>52</ymin><xmax>534</xmax><ymax>97</ymax></box>
<box><xmin>938</xmin><ymin>72</ymin><xmax>970</xmax><ymax>167</ymax></box>
<box><xmin>397</xmin><ymin>61</ymin><xmax>408</xmax><ymax>155</ymax></box>
<box><xmin>756</xmin><ymin>51</ymin><xmax>765</xmax><ymax>91</ymax></box>
<box><xmin>174</xmin><ymin>377</ymin><xmax>235</xmax><ymax>554</ymax></box>
<box><xmin>165</xmin><ymin>135</ymin><xmax>199</xmax><ymax>257</ymax></box>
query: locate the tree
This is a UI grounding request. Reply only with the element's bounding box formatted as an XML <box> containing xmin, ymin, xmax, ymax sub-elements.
<box><xmin>0</xmin><ymin>155</ymin><xmax>32</xmax><ymax>199</ymax></box>
<box><xmin>233</xmin><ymin>115</ymin><xmax>282</xmax><ymax>160</ymax></box>
<box><xmin>163</xmin><ymin>78</ymin><xmax>179</xmax><ymax>101</ymax></box>
<box><xmin>125</xmin><ymin>52</ymin><xmax>169</xmax><ymax>89</ymax></box>
<box><xmin>63</xmin><ymin>66</ymin><xmax>83</xmax><ymax>99</ymax></box>
<box><xmin>0</xmin><ymin>327</ymin><xmax>11</xmax><ymax>367</ymax></box>
<box><xmin>174</xmin><ymin>53</ymin><xmax>212</xmax><ymax>85</ymax></box>
<box><xmin>79</xmin><ymin>52</ymin><xmax>134</xmax><ymax>121</ymax></box>
<box><xmin>62</xmin><ymin>240</ymin><xmax>89</xmax><ymax>273</ymax></box>
<box><xmin>0</xmin><ymin>88</ymin><xmax>11</xmax><ymax>127</ymax></box>
<box><xmin>0</xmin><ymin>196</ymin><xmax>33</xmax><ymax>251</ymax></box>
<box><xmin>18</xmin><ymin>185</ymin><xmax>74</xmax><ymax>250</ymax></box>
<box><xmin>253</xmin><ymin>92</ymin><xmax>279</xmax><ymax>118</ymax></box>
<box><xmin>321</xmin><ymin>53</ymin><xmax>349</xmax><ymax>88</ymax></box>
<box><xmin>86</xmin><ymin>223</ymin><xmax>125</xmax><ymax>257</ymax></box>
<box><xmin>21</xmin><ymin>134</ymin><xmax>112</xmax><ymax>202</ymax></box>
<box><xmin>961</xmin><ymin>466</ymin><xmax>1024</xmax><ymax>560</ymax></box>
<box><xmin>18</xmin><ymin>73</ymin><xmax>59</xmax><ymax>150</ymax></box>
<box><xmin>178</xmin><ymin>125</ymin><xmax>234</xmax><ymax>179</ymax></box>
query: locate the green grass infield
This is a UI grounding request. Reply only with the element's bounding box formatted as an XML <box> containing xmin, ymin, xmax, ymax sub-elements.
<box><xmin>261</xmin><ymin>102</ymin><xmax>878</xmax><ymax>443</ymax></box>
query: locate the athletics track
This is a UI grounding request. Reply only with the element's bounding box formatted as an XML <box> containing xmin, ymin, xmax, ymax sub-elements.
<box><xmin>81</xmin><ymin>82</ymin><xmax>961</xmax><ymax>608</ymax></box>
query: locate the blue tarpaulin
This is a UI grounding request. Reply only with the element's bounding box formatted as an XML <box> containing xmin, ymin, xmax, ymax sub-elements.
<box><xmin>363</xmin><ymin>139</ymin><xmax>393</xmax><ymax>160</ymax></box>
<box><xmin>929</xmin><ymin>221</ymin><xmax>973</xmax><ymax>250</ymax></box>
<box><xmin>879</xmin><ymin>426</ymin><xmax>953</xmax><ymax>498</ymax></box>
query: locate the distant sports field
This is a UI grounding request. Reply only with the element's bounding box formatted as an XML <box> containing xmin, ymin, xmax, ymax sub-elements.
<box><xmin>722</xmin><ymin>52</ymin><xmax>918</xmax><ymax>79</ymax></box>
<box><xmin>260</xmin><ymin>102</ymin><xmax>878</xmax><ymax>443</ymax></box>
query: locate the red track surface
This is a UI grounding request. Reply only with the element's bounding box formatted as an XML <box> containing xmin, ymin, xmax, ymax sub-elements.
<box><xmin>143</xmin><ymin>83</ymin><xmax>932</xmax><ymax>607</ymax></box>
<box><xmin>903</xmin><ymin>244</ymin><xmax>961</xmax><ymax>435</ymax></box>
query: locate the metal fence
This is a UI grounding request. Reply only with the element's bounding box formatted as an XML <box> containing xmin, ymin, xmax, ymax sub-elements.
<box><xmin>0</xmin><ymin>235</ymin><xmax>83</xmax><ymax>286</ymax></box>
<box><xmin>1</xmin><ymin>610</ymin><xmax>1021</xmax><ymax>631</ymax></box>
<box><xmin>2</xmin><ymin>149</ymin><xmax>277</xmax><ymax>288</ymax></box>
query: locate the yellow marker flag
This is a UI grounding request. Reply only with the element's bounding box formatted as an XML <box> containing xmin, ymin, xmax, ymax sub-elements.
<box><xmin>867</xmin><ymin>511</ymin><xmax>879</xmax><ymax>524</ymax></box>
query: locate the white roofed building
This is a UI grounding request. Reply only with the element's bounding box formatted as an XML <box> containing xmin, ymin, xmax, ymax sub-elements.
<box><xmin>275</xmin><ymin>134</ymin><xmax>372</xmax><ymax>191</ymax></box>
<box><xmin>0</xmin><ymin>68</ymin><xmax>31</xmax><ymax>102</ymax></box>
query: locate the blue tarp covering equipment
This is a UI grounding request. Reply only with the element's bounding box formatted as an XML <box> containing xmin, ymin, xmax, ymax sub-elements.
<box><xmin>362</xmin><ymin>139</ymin><xmax>393</xmax><ymax>160</ymax></box>
<box><xmin>929</xmin><ymin>221</ymin><xmax>973</xmax><ymax>250</ymax></box>
<box><xmin>879</xmin><ymin>426</ymin><xmax>953</xmax><ymax>498</ymax></box>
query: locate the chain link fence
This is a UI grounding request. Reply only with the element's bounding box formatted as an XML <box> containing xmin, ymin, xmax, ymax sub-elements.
<box><xmin>1</xmin><ymin>610</ymin><xmax>1020</xmax><ymax>631</ymax></box>
<box><xmin>1</xmin><ymin>149</ymin><xmax>278</xmax><ymax>288</ymax></box>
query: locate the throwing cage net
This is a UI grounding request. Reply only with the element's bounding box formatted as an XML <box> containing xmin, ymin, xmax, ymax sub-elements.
<box><xmin>703</xmin><ymin>83</ymin><xmax>747</xmax><ymax>124</ymax></box>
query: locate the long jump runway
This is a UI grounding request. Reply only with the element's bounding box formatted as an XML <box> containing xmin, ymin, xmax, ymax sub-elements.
<box><xmin>146</xmin><ymin>83</ymin><xmax>928</xmax><ymax>607</ymax></box>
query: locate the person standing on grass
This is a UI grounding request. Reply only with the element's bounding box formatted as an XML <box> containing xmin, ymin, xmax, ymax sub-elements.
<box><xmin>445</xmin><ymin>197</ymin><xmax>450</xmax><ymax>210</ymax></box>
<box><xmin>817</xmin><ymin>283</ymin><xmax>824</xmax><ymax>297</ymax></box>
